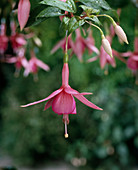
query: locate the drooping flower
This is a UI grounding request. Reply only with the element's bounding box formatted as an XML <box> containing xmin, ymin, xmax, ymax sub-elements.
<box><xmin>5</xmin><ymin>48</ymin><xmax>28</xmax><ymax>77</ymax></box>
<box><xmin>71</xmin><ymin>28</ymin><xmax>99</xmax><ymax>62</ymax></box>
<box><xmin>0</xmin><ymin>22</ymin><xmax>9</xmax><ymax>54</ymax></box>
<box><xmin>18</xmin><ymin>0</ymin><xmax>31</xmax><ymax>31</ymax></box>
<box><xmin>121</xmin><ymin>37</ymin><xmax>138</xmax><ymax>84</ymax></box>
<box><xmin>21</xmin><ymin>63</ymin><xmax>102</xmax><ymax>137</ymax></box>
<box><xmin>87</xmin><ymin>35</ymin><xmax>124</xmax><ymax>74</ymax></box>
<box><xmin>24</xmin><ymin>50</ymin><xmax>50</xmax><ymax>79</ymax></box>
<box><xmin>51</xmin><ymin>28</ymin><xmax>99</xmax><ymax>62</ymax></box>
<box><xmin>10</xmin><ymin>21</ymin><xmax>27</xmax><ymax>52</ymax></box>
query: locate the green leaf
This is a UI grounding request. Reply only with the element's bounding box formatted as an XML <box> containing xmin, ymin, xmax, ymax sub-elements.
<box><xmin>68</xmin><ymin>17</ymin><xmax>85</xmax><ymax>35</ymax></box>
<box><xmin>79</xmin><ymin>5</ymin><xmax>100</xmax><ymax>14</ymax></box>
<box><xmin>79</xmin><ymin>0</ymin><xmax>111</xmax><ymax>10</ymax></box>
<box><xmin>84</xmin><ymin>16</ymin><xmax>101</xmax><ymax>25</ymax></box>
<box><xmin>66</xmin><ymin>0</ymin><xmax>77</xmax><ymax>13</ymax></box>
<box><xmin>60</xmin><ymin>16</ymin><xmax>70</xmax><ymax>35</ymax></box>
<box><xmin>40</xmin><ymin>0</ymin><xmax>76</xmax><ymax>13</ymax></box>
<box><xmin>37</xmin><ymin>7</ymin><xmax>64</xmax><ymax>18</ymax></box>
<box><xmin>25</xmin><ymin>5</ymin><xmax>47</xmax><ymax>27</ymax></box>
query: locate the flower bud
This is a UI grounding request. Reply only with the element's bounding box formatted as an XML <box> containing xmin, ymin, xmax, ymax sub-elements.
<box><xmin>114</xmin><ymin>25</ymin><xmax>128</xmax><ymax>44</ymax></box>
<box><xmin>18</xmin><ymin>0</ymin><xmax>31</xmax><ymax>31</ymax></box>
<box><xmin>102</xmin><ymin>37</ymin><xmax>113</xmax><ymax>58</ymax></box>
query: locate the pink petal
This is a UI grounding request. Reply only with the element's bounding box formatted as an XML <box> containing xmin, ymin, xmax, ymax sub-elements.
<box><xmin>36</xmin><ymin>59</ymin><xmax>50</xmax><ymax>71</ymax></box>
<box><xmin>5</xmin><ymin>57</ymin><xmax>17</xmax><ymax>63</ymax></box>
<box><xmin>72</xmin><ymin>106</ymin><xmax>76</xmax><ymax>114</ymax></box>
<box><xmin>121</xmin><ymin>52</ymin><xmax>132</xmax><ymax>57</ymax></box>
<box><xmin>100</xmin><ymin>47</ymin><xmax>107</xmax><ymax>69</ymax></box>
<box><xmin>51</xmin><ymin>39</ymin><xmax>66</xmax><ymax>54</ymax></box>
<box><xmin>87</xmin><ymin>56</ymin><xmax>98</xmax><ymax>63</ymax></box>
<box><xmin>16</xmin><ymin>37</ymin><xmax>27</xmax><ymax>45</ymax></box>
<box><xmin>86</xmin><ymin>43</ymin><xmax>100</xmax><ymax>55</ymax></box>
<box><xmin>132</xmin><ymin>54</ymin><xmax>138</xmax><ymax>61</ymax></box>
<box><xmin>64</xmin><ymin>86</ymin><xmax>79</xmax><ymax>94</ymax></box>
<box><xmin>127</xmin><ymin>58</ymin><xmax>138</xmax><ymax>70</ymax></box>
<box><xmin>21</xmin><ymin>88</ymin><xmax>63</xmax><ymax>107</ymax></box>
<box><xmin>73</xmin><ymin>94</ymin><xmax>102</xmax><ymax>110</ymax></box>
<box><xmin>80</xmin><ymin>92</ymin><xmax>93</xmax><ymax>95</ymax></box>
<box><xmin>135</xmin><ymin>37</ymin><xmax>138</xmax><ymax>53</ymax></box>
<box><xmin>64</xmin><ymin>86</ymin><xmax>92</xmax><ymax>95</ymax></box>
<box><xmin>52</xmin><ymin>91</ymin><xmax>76</xmax><ymax>114</ymax></box>
<box><xmin>44</xmin><ymin>98</ymin><xmax>53</xmax><ymax>111</ymax></box>
<box><xmin>18</xmin><ymin>0</ymin><xmax>31</xmax><ymax>30</ymax></box>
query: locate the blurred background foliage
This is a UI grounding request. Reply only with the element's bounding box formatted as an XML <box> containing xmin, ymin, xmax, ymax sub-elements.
<box><xmin>0</xmin><ymin>0</ymin><xmax>138</xmax><ymax>169</ymax></box>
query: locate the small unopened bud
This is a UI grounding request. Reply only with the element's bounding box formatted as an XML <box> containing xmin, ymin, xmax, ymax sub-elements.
<box><xmin>114</xmin><ymin>24</ymin><xmax>128</xmax><ymax>44</ymax></box>
<box><xmin>102</xmin><ymin>37</ymin><xmax>113</xmax><ymax>58</ymax></box>
<box><xmin>33</xmin><ymin>37</ymin><xmax>42</xmax><ymax>47</ymax></box>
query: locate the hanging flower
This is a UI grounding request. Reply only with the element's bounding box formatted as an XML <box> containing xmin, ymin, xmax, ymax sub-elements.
<box><xmin>21</xmin><ymin>63</ymin><xmax>102</xmax><ymax>137</ymax></box>
<box><xmin>121</xmin><ymin>37</ymin><xmax>138</xmax><ymax>84</ymax></box>
<box><xmin>5</xmin><ymin>48</ymin><xmax>28</xmax><ymax>77</ymax></box>
<box><xmin>71</xmin><ymin>28</ymin><xmax>99</xmax><ymax>62</ymax></box>
<box><xmin>0</xmin><ymin>22</ymin><xmax>8</xmax><ymax>54</ymax></box>
<box><xmin>10</xmin><ymin>21</ymin><xmax>27</xmax><ymax>52</ymax></box>
<box><xmin>24</xmin><ymin>50</ymin><xmax>50</xmax><ymax>78</ymax></box>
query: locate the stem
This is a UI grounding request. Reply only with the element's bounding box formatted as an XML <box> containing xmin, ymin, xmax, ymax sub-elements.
<box><xmin>63</xmin><ymin>31</ymin><xmax>69</xmax><ymax>63</ymax></box>
<box><xmin>97</xmin><ymin>14</ymin><xmax>116</xmax><ymax>26</ymax></box>
<box><xmin>85</xmin><ymin>20</ymin><xmax>104</xmax><ymax>38</ymax></box>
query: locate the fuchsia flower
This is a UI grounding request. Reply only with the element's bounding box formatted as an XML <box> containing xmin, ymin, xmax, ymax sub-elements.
<box><xmin>0</xmin><ymin>22</ymin><xmax>8</xmax><ymax>54</ymax></box>
<box><xmin>87</xmin><ymin>35</ymin><xmax>123</xmax><ymax>73</ymax></box>
<box><xmin>72</xmin><ymin>28</ymin><xmax>99</xmax><ymax>62</ymax></box>
<box><xmin>10</xmin><ymin>21</ymin><xmax>27</xmax><ymax>52</ymax></box>
<box><xmin>18</xmin><ymin>0</ymin><xmax>31</xmax><ymax>31</ymax></box>
<box><xmin>51</xmin><ymin>28</ymin><xmax>99</xmax><ymax>62</ymax></box>
<box><xmin>21</xmin><ymin>63</ymin><xmax>102</xmax><ymax>137</ymax></box>
<box><xmin>5</xmin><ymin>48</ymin><xmax>28</xmax><ymax>77</ymax></box>
<box><xmin>121</xmin><ymin>37</ymin><xmax>138</xmax><ymax>71</ymax></box>
<box><xmin>24</xmin><ymin>50</ymin><xmax>50</xmax><ymax>77</ymax></box>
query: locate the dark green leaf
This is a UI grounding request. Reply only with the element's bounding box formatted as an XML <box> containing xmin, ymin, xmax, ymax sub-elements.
<box><xmin>68</xmin><ymin>17</ymin><xmax>85</xmax><ymax>35</ymax></box>
<box><xmin>60</xmin><ymin>16</ymin><xmax>70</xmax><ymax>35</ymax></box>
<box><xmin>37</xmin><ymin>7</ymin><xmax>64</xmax><ymax>18</ymax></box>
<box><xmin>79</xmin><ymin>0</ymin><xmax>111</xmax><ymax>10</ymax></box>
<box><xmin>40</xmin><ymin>0</ymin><xmax>76</xmax><ymax>13</ymax></box>
<box><xmin>66</xmin><ymin>0</ymin><xmax>77</xmax><ymax>13</ymax></box>
<box><xmin>85</xmin><ymin>16</ymin><xmax>101</xmax><ymax>25</ymax></box>
<box><xmin>25</xmin><ymin>5</ymin><xmax>47</xmax><ymax>27</ymax></box>
<box><xmin>79</xmin><ymin>5</ymin><xmax>100</xmax><ymax>14</ymax></box>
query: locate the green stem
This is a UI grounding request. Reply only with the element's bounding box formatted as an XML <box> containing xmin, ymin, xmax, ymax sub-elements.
<box><xmin>85</xmin><ymin>20</ymin><xmax>104</xmax><ymax>38</ymax></box>
<box><xmin>63</xmin><ymin>31</ymin><xmax>69</xmax><ymax>63</ymax></box>
<box><xmin>97</xmin><ymin>14</ymin><xmax>116</xmax><ymax>27</ymax></box>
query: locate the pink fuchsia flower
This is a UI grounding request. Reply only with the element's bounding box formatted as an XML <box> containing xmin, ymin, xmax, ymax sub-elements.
<box><xmin>10</xmin><ymin>21</ymin><xmax>27</xmax><ymax>52</ymax></box>
<box><xmin>18</xmin><ymin>0</ymin><xmax>31</xmax><ymax>31</ymax></box>
<box><xmin>24</xmin><ymin>50</ymin><xmax>50</xmax><ymax>79</ymax></box>
<box><xmin>5</xmin><ymin>48</ymin><xmax>28</xmax><ymax>77</ymax></box>
<box><xmin>87</xmin><ymin>35</ymin><xmax>123</xmax><ymax>74</ymax></box>
<box><xmin>121</xmin><ymin>37</ymin><xmax>138</xmax><ymax>84</ymax></box>
<box><xmin>21</xmin><ymin>63</ymin><xmax>102</xmax><ymax>138</ymax></box>
<box><xmin>71</xmin><ymin>28</ymin><xmax>99</xmax><ymax>62</ymax></box>
<box><xmin>0</xmin><ymin>23</ymin><xmax>9</xmax><ymax>54</ymax></box>
<box><xmin>121</xmin><ymin>37</ymin><xmax>138</xmax><ymax>70</ymax></box>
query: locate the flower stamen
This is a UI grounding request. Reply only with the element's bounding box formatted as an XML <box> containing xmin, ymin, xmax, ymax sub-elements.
<box><xmin>63</xmin><ymin>114</ymin><xmax>69</xmax><ymax>138</ymax></box>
